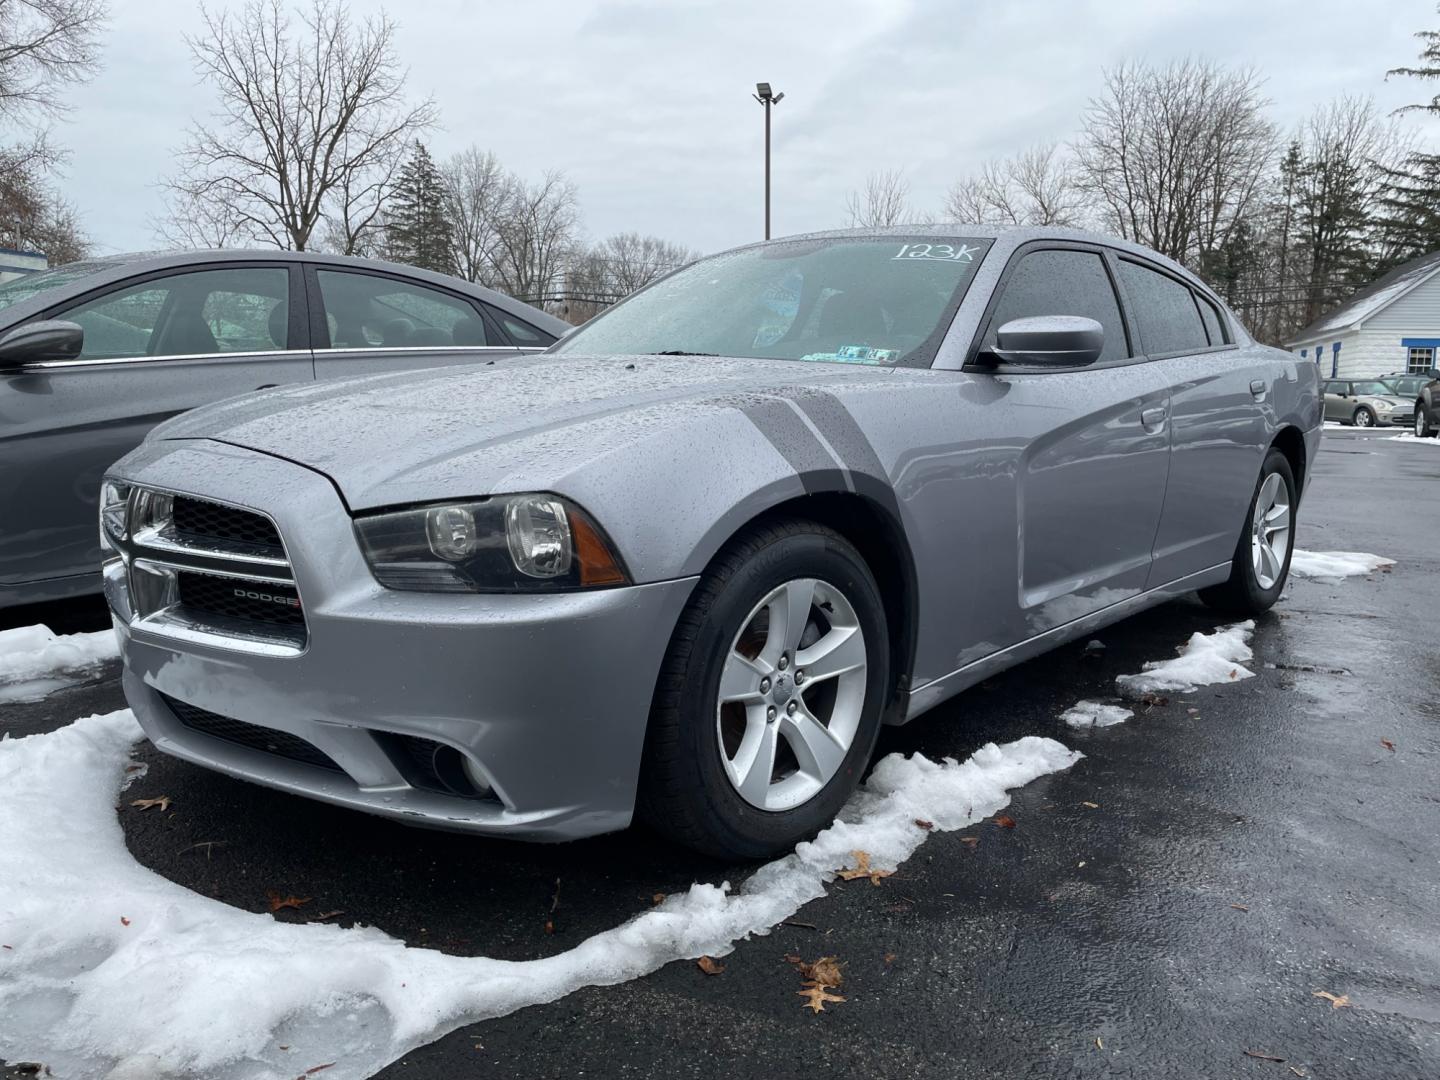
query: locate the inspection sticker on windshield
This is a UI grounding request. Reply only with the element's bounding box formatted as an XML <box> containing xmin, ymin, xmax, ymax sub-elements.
<box><xmin>893</xmin><ymin>242</ymin><xmax>980</xmax><ymax>263</ymax></box>
<box><xmin>800</xmin><ymin>345</ymin><xmax>899</xmax><ymax>365</ymax></box>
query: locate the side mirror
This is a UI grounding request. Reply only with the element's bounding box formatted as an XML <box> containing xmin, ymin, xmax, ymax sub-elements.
<box><xmin>0</xmin><ymin>320</ymin><xmax>84</xmax><ymax>373</ymax></box>
<box><xmin>985</xmin><ymin>316</ymin><xmax>1103</xmax><ymax>368</ymax></box>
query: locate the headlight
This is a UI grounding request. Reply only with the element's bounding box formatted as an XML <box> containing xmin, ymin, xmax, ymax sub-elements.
<box><xmin>354</xmin><ymin>494</ymin><xmax>630</xmax><ymax>593</ymax></box>
<box><xmin>99</xmin><ymin>481</ymin><xmax>130</xmax><ymax>545</ymax></box>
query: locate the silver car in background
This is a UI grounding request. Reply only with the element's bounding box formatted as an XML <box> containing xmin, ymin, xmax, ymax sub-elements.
<box><xmin>1320</xmin><ymin>378</ymin><xmax>1414</xmax><ymax>428</ymax></box>
<box><xmin>103</xmin><ymin>226</ymin><xmax>1321</xmax><ymax>857</ymax></box>
<box><xmin>0</xmin><ymin>250</ymin><xmax>566</xmax><ymax>609</ymax></box>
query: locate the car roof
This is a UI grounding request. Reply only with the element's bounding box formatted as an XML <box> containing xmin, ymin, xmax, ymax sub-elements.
<box><xmin>0</xmin><ymin>249</ymin><xmax>569</xmax><ymax>335</ymax></box>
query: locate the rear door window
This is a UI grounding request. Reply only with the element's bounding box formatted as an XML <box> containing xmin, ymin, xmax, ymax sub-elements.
<box><xmin>1195</xmin><ymin>292</ymin><xmax>1227</xmax><ymax>345</ymax></box>
<box><xmin>984</xmin><ymin>249</ymin><xmax>1129</xmax><ymax>363</ymax></box>
<box><xmin>1117</xmin><ymin>260</ymin><xmax>1209</xmax><ymax>356</ymax></box>
<box><xmin>315</xmin><ymin>270</ymin><xmax>490</xmax><ymax>349</ymax></box>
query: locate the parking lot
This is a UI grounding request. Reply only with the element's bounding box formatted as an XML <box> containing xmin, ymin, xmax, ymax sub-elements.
<box><xmin>2</xmin><ymin>425</ymin><xmax>1437</xmax><ymax>1079</ymax></box>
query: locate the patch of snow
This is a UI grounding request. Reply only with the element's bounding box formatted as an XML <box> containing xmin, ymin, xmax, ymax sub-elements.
<box><xmin>0</xmin><ymin>624</ymin><xmax>119</xmax><ymax>705</ymax></box>
<box><xmin>1387</xmin><ymin>433</ymin><xmax>1440</xmax><ymax>446</ymax></box>
<box><xmin>1290</xmin><ymin>550</ymin><xmax>1396</xmax><ymax>580</ymax></box>
<box><xmin>0</xmin><ymin>711</ymin><xmax>1081</xmax><ymax>1079</ymax></box>
<box><xmin>1116</xmin><ymin>620</ymin><xmax>1255</xmax><ymax>698</ymax></box>
<box><xmin>1061</xmin><ymin>701</ymin><xmax>1133</xmax><ymax>729</ymax></box>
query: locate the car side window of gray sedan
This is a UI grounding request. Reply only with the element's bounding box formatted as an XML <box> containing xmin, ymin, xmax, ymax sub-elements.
<box><xmin>985</xmin><ymin>249</ymin><xmax>1130</xmax><ymax>363</ymax></box>
<box><xmin>315</xmin><ymin>270</ymin><xmax>491</xmax><ymax>349</ymax></box>
<box><xmin>1116</xmin><ymin>260</ymin><xmax>1209</xmax><ymax>357</ymax></box>
<box><xmin>57</xmin><ymin>267</ymin><xmax>291</xmax><ymax>361</ymax></box>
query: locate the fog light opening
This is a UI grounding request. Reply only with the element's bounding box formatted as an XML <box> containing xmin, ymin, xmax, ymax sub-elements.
<box><xmin>430</xmin><ymin>743</ymin><xmax>492</xmax><ymax>799</ymax></box>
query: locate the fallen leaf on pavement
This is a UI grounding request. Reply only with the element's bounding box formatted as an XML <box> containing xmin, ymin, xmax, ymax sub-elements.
<box><xmin>994</xmin><ymin>815</ymin><xmax>1017</xmax><ymax>829</ymax></box>
<box><xmin>787</xmin><ymin>955</ymin><xmax>843</xmax><ymax>987</ymax></box>
<box><xmin>913</xmin><ymin>818</ymin><xmax>934</xmax><ymax>830</ymax></box>
<box><xmin>1082</xmin><ymin>801</ymin><xmax>1100</xmax><ymax>809</ymax></box>
<box><xmin>300</xmin><ymin>1065</ymin><xmax>335</xmax><ymax>1076</ymax></box>
<box><xmin>1312</xmin><ymin>990</ymin><xmax>1350</xmax><ymax>1009</ymax></box>
<box><xmin>1244</xmin><ymin>1050</ymin><xmax>1286</xmax><ymax>1063</ymax></box>
<box><xmin>958</xmin><ymin>836</ymin><xmax>979</xmax><ymax>848</ymax></box>
<box><xmin>130</xmin><ymin>796</ymin><xmax>171</xmax><ymax>812</ymax></box>
<box><xmin>883</xmin><ymin>952</ymin><xmax>896</xmax><ymax>965</ymax></box>
<box><xmin>1380</xmin><ymin>738</ymin><xmax>1395</xmax><ymax>752</ymax></box>
<box><xmin>696</xmin><ymin>955</ymin><xmax>725</xmax><ymax>976</ymax></box>
<box><xmin>797</xmin><ymin>984</ymin><xmax>846</xmax><ymax>1013</ymax></box>
<box><xmin>1095</xmin><ymin>1037</ymin><xmax>1103</xmax><ymax>1049</ymax></box>
<box><xmin>1139</xmin><ymin>693</ymin><xmax>1169</xmax><ymax>707</ymax></box>
<box><xmin>266</xmin><ymin>891</ymin><xmax>313</xmax><ymax>913</ymax></box>
<box><xmin>1229</xmin><ymin>668</ymin><xmax>1238</xmax><ymax>679</ymax></box>
<box><xmin>651</xmin><ymin>893</ymin><xmax>666</xmax><ymax>905</ymax></box>
<box><xmin>836</xmin><ymin>850</ymin><xmax>892</xmax><ymax>885</ymax></box>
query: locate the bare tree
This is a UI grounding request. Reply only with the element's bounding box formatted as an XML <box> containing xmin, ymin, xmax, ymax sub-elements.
<box><xmin>0</xmin><ymin>0</ymin><xmax>107</xmax><ymax>126</ymax></box>
<box><xmin>490</xmin><ymin>170</ymin><xmax>580</xmax><ymax>303</ymax></box>
<box><xmin>442</xmin><ymin>147</ymin><xmax>510</xmax><ymax>284</ymax></box>
<box><xmin>845</xmin><ymin>169</ymin><xmax>912</xmax><ymax>228</ymax></box>
<box><xmin>1075</xmin><ymin>59</ymin><xmax>1276</xmax><ymax>266</ymax></box>
<box><xmin>560</xmin><ymin>231</ymin><xmax>699</xmax><ymax>323</ymax></box>
<box><xmin>945</xmin><ymin>143</ymin><xmax>1087</xmax><ymax>226</ymax></box>
<box><xmin>160</xmin><ymin>0</ymin><xmax>435</xmax><ymax>251</ymax></box>
<box><xmin>151</xmin><ymin>184</ymin><xmax>248</xmax><ymax>249</ymax></box>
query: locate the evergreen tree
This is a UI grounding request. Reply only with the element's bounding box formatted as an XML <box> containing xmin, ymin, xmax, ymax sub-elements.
<box><xmin>385</xmin><ymin>141</ymin><xmax>456</xmax><ymax>274</ymax></box>
<box><xmin>1377</xmin><ymin>15</ymin><xmax>1440</xmax><ymax>263</ymax></box>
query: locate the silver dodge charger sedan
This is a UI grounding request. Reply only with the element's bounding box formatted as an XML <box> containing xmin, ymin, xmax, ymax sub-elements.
<box><xmin>102</xmin><ymin>226</ymin><xmax>1320</xmax><ymax>857</ymax></box>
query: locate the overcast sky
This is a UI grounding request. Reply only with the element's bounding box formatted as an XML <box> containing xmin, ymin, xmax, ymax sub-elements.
<box><xmin>54</xmin><ymin>0</ymin><xmax>1440</xmax><ymax>256</ymax></box>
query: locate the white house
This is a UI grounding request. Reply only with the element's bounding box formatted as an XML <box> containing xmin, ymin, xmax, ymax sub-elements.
<box><xmin>0</xmin><ymin>247</ymin><xmax>46</xmax><ymax>284</ymax></box>
<box><xmin>1285</xmin><ymin>251</ymin><xmax>1440</xmax><ymax>378</ymax></box>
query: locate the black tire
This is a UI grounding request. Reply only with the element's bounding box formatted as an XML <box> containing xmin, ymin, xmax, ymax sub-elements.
<box><xmin>1352</xmin><ymin>406</ymin><xmax>1376</xmax><ymax>428</ymax></box>
<box><xmin>1417</xmin><ymin>401</ymin><xmax>1436</xmax><ymax>438</ymax></box>
<box><xmin>637</xmin><ymin>519</ymin><xmax>891</xmax><ymax>859</ymax></box>
<box><xmin>1199</xmin><ymin>448</ymin><xmax>1296</xmax><ymax>617</ymax></box>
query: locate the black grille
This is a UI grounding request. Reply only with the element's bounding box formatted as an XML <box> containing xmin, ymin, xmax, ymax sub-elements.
<box><xmin>172</xmin><ymin>496</ymin><xmax>283</xmax><ymax>553</ymax></box>
<box><xmin>162</xmin><ymin>693</ymin><xmax>340</xmax><ymax>772</ymax></box>
<box><xmin>177</xmin><ymin>571</ymin><xmax>304</xmax><ymax>628</ymax></box>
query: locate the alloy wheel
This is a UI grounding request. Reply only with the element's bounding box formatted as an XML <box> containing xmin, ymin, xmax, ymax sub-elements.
<box><xmin>715</xmin><ymin>577</ymin><xmax>867</xmax><ymax>811</ymax></box>
<box><xmin>1250</xmin><ymin>472</ymin><xmax>1292</xmax><ymax>590</ymax></box>
<box><xmin>1418</xmin><ymin>411</ymin><xmax>1427</xmax><ymax>438</ymax></box>
<box><xmin>1355</xmin><ymin>408</ymin><xmax>1374</xmax><ymax>427</ymax></box>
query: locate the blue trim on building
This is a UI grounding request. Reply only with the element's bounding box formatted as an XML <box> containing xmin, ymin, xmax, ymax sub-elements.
<box><xmin>1330</xmin><ymin>341</ymin><xmax>1341</xmax><ymax>378</ymax></box>
<box><xmin>1401</xmin><ymin>337</ymin><xmax>1440</xmax><ymax>349</ymax></box>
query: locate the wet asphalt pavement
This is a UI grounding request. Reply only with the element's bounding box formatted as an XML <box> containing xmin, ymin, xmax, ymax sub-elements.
<box><xmin>3</xmin><ymin>426</ymin><xmax>1438</xmax><ymax>1079</ymax></box>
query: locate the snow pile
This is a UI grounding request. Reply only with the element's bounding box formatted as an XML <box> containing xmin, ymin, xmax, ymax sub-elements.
<box><xmin>1116</xmin><ymin>620</ymin><xmax>1255</xmax><ymax>698</ymax></box>
<box><xmin>1290</xmin><ymin>550</ymin><xmax>1396</xmax><ymax>579</ymax></box>
<box><xmin>1060</xmin><ymin>701</ymin><xmax>1133</xmax><ymax>729</ymax></box>
<box><xmin>0</xmin><ymin>623</ymin><xmax>119</xmax><ymax>705</ymax></box>
<box><xmin>0</xmin><ymin>712</ymin><xmax>1081</xmax><ymax>1079</ymax></box>
<box><xmin>1388</xmin><ymin>433</ymin><xmax>1440</xmax><ymax>446</ymax></box>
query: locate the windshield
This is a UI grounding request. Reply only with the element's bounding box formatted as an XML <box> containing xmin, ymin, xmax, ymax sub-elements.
<box><xmin>1383</xmin><ymin>376</ymin><xmax>1427</xmax><ymax>396</ymax></box>
<box><xmin>0</xmin><ymin>260</ymin><xmax>112</xmax><ymax>312</ymax></box>
<box><xmin>1352</xmin><ymin>381</ymin><xmax>1395</xmax><ymax>396</ymax></box>
<box><xmin>552</xmin><ymin>236</ymin><xmax>991</xmax><ymax>366</ymax></box>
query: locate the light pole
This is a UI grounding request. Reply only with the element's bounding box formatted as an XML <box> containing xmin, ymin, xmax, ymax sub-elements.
<box><xmin>753</xmin><ymin>82</ymin><xmax>784</xmax><ymax>239</ymax></box>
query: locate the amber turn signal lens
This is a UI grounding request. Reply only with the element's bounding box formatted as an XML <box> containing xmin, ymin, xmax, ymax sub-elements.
<box><xmin>572</xmin><ymin>511</ymin><xmax>629</xmax><ymax>586</ymax></box>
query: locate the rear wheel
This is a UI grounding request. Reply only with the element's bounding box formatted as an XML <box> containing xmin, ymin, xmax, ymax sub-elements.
<box><xmin>1417</xmin><ymin>402</ymin><xmax>1436</xmax><ymax>438</ymax></box>
<box><xmin>1353</xmin><ymin>406</ymin><xmax>1376</xmax><ymax>428</ymax></box>
<box><xmin>1199</xmin><ymin>448</ymin><xmax>1296</xmax><ymax>616</ymax></box>
<box><xmin>638</xmin><ymin>519</ymin><xmax>890</xmax><ymax>859</ymax></box>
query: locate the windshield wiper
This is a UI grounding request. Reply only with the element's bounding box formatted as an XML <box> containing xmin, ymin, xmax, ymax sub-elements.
<box><xmin>649</xmin><ymin>349</ymin><xmax>719</xmax><ymax>357</ymax></box>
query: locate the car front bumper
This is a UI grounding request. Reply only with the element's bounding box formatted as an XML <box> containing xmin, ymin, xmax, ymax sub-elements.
<box><xmin>106</xmin><ymin>438</ymin><xmax>697</xmax><ymax>841</ymax></box>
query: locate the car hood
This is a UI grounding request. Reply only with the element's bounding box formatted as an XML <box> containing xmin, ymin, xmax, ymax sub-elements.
<box><xmin>148</xmin><ymin>353</ymin><xmax>906</xmax><ymax>510</ymax></box>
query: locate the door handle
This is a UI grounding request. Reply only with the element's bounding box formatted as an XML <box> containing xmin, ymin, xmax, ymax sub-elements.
<box><xmin>1141</xmin><ymin>406</ymin><xmax>1167</xmax><ymax>431</ymax></box>
<box><xmin>1250</xmin><ymin>380</ymin><xmax>1267</xmax><ymax>398</ymax></box>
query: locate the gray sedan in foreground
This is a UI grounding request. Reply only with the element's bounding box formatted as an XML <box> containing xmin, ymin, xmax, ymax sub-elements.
<box><xmin>103</xmin><ymin>226</ymin><xmax>1320</xmax><ymax>857</ymax></box>
<box><xmin>0</xmin><ymin>249</ymin><xmax>566</xmax><ymax>610</ymax></box>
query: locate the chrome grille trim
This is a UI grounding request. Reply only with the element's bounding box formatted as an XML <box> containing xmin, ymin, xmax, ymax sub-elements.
<box><xmin>111</xmin><ymin>487</ymin><xmax>308</xmax><ymax>657</ymax></box>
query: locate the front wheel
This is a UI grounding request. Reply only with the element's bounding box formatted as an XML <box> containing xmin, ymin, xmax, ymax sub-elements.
<box><xmin>1417</xmin><ymin>403</ymin><xmax>1436</xmax><ymax>438</ymax></box>
<box><xmin>1199</xmin><ymin>448</ymin><xmax>1296</xmax><ymax>616</ymax></box>
<box><xmin>638</xmin><ymin>519</ymin><xmax>890</xmax><ymax>859</ymax></box>
<box><xmin>1353</xmin><ymin>406</ymin><xmax>1376</xmax><ymax>427</ymax></box>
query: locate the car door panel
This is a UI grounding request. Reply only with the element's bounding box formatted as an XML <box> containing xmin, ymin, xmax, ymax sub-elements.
<box><xmin>961</xmin><ymin>244</ymin><xmax>1174</xmax><ymax>640</ymax></box>
<box><xmin>0</xmin><ymin>264</ymin><xmax>311</xmax><ymax>594</ymax></box>
<box><xmin>1146</xmin><ymin>347</ymin><xmax>1276</xmax><ymax>585</ymax></box>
